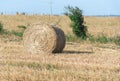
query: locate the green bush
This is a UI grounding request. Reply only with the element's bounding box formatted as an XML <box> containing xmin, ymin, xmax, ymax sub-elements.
<box><xmin>64</xmin><ymin>6</ymin><xmax>87</xmax><ymax>40</ymax></box>
<box><xmin>0</xmin><ymin>22</ymin><xmax>12</xmax><ymax>35</ymax></box>
<box><xmin>0</xmin><ymin>22</ymin><xmax>3</xmax><ymax>32</ymax></box>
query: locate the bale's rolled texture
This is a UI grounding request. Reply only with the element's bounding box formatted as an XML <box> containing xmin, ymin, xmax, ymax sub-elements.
<box><xmin>23</xmin><ymin>23</ymin><xmax>66</xmax><ymax>54</ymax></box>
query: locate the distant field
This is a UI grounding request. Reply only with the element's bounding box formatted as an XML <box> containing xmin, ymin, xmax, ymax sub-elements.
<box><xmin>0</xmin><ymin>15</ymin><xmax>120</xmax><ymax>81</ymax></box>
<box><xmin>0</xmin><ymin>15</ymin><xmax>120</xmax><ymax>37</ymax></box>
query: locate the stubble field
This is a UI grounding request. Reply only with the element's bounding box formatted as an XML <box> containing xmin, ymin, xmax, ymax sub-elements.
<box><xmin>0</xmin><ymin>15</ymin><xmax>120</xmax><ymax>81</ymax></box>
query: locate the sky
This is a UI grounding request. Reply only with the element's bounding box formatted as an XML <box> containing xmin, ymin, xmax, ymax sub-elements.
<box><xmin>0</xmin><ymin>0</ymin><xmax>120</xmax><ymax>15</ymax></box>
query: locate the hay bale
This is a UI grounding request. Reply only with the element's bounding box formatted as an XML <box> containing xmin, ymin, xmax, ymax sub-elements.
<box><xmin>23</xmin><ymin>23</ymin><xmax>66</xmax><ymax>54</ymax></box>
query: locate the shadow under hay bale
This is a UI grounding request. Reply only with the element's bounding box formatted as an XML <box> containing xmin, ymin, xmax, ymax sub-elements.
<box><xmin>23</xmin><ymin>23</ymin><xmax>66</xmax><ymax>54</ymax></box>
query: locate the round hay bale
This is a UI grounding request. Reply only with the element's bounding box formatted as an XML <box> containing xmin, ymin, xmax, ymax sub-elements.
<box><xmin>23</xmin><ymin>23</ymin><xmax>66</xmax><ymax>54</ymax></box>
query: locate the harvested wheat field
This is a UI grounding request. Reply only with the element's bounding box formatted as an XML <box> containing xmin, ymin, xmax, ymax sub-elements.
<box><xmin>0</xmin><ymin>15</ymin><xmax>120</xmax><ymax>81</ymax></box>
<box><xmin>0</xmin><ymin>15</ymin><xmax>120</xmax><ymax>36</ymax></box>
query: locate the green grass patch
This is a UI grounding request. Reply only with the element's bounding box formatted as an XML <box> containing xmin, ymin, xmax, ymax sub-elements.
<box><xmin>66</xmin><ymin>34</ymin><xmax>85</xmax><ymax>42</ymax></box>
<box><xmin>88</xmin><ymin>34</ymin><xmax>95</xmax><ymax>43</ymax></box>
<box><xmin>8</xmin><ymin>62</ymin><xmax>59</xmax><ymax>71</ymax></box>
<box><xmin>11</xmin><ymin>25</ymin><xmax>26</xmax><ymax>37</ymax></box>
<box><xmin>0</xmin><ymin>29</ymin><xmax>11</xmax><ymax>35</ymax></box>
<box><xmin>46</xmin><ymin>64</ymin><xmax>56</xmax><ymax>71</ymax></box>
<box><xmin>96</xmin><ymin>34</ymin><xmax>114</xmax><ymax>44</ymax></box>
<box><xmin>27</xmin><ymin>62</ymin><xmax>42</xmax><ymax>70</ymax></box>
<box><xmin>66</xmin><ymin>33</ymin><xmax>115</xmax><ymax>44</ymax></box>
<box><xmin>11</xmin><ymin>30</ymin><xmax>23</xmax><ymax>37</ymax></box>
<box><xmin>17</xmin><ymin>25</ymin><xmax>26</xmax><ymax>30</ymax></box>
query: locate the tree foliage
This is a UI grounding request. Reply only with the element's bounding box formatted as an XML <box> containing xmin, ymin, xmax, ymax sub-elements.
<box><xmin>65</xmin><ymin>6</ymin><xmax>87</xmax><ymax>39</ymax></box>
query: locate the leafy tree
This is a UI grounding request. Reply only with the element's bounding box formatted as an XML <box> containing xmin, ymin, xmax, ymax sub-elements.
<box><xmin>64</xmin><ymin>6</ymin><xmax>87</xmax><ymax>39</ymax></box>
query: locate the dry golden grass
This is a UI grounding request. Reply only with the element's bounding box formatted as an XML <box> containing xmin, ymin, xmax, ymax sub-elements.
<box><xmin>0</xmin><ymin>15</ymin><xmax>120</xmax><ymax>81</ymax></box>
<box><xmin>0</xmin><ymin>15</ymin><xmax>71</xmax><ymax>34</ymax></box>
<box><xmin>85</xmin><ymin>16</ymin><xmax>120</xmax><ymax>37</ymax></box>
<box><xmin>0</xmin><ymin>41</ymin><xmax>120</xmax><ymax>81</ymax></box>
<box><xmin>0</xmin><ymin>15</ymin><xmax>120</xmax><ymax>37</ymax></box>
